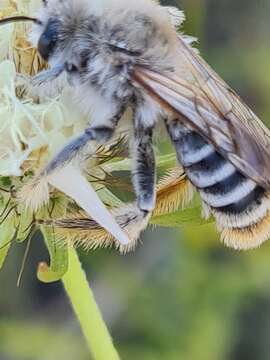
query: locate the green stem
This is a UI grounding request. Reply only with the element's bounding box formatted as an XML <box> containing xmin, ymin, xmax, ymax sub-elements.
<box><xmin>62</xmin><ymin>248</ymin><xmax>120</xmax><ymax>360</ymax></box>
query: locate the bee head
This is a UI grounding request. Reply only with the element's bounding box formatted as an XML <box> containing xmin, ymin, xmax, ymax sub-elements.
<box><xmin>31</xmin><ymin>0</ymin><xmax>93</xmax><ymax>69</ymax></box>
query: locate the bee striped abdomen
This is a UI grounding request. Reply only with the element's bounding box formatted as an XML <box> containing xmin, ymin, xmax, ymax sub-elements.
<box><xmin>167</xmin><ymin>120</ymin><xmax>270</xmax><ymax>249</ymax></box>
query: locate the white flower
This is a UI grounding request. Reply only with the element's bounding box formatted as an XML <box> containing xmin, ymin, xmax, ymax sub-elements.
<box><xmin>0</xmin><ymin>0</ymin><xmax>88</xmax><ymax>176</ymax></box>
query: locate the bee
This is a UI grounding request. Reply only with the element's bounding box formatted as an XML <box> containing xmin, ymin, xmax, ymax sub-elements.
<box><xmin>2</xmin><ymin>0</ymin><xmax>270</xmax><ymax>251</ymax></box>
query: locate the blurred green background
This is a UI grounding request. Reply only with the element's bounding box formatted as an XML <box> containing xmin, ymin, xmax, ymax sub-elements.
<box><xmin>2</xmin><ymin>0</ymin><xmax>270</xmax><ymax>359</ymax></box>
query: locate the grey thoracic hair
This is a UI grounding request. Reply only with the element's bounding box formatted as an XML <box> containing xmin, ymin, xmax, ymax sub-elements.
<box><xmin>31</xmin><ymin>0</ymin><xmax>184</xmax><ymax>102</ymax></box>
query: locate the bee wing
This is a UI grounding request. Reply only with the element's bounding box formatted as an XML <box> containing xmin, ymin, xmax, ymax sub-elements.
<box><xmin>133</xmin><ymin>36</ymin><xmax>270</xmax><ymax>189</ymax></box>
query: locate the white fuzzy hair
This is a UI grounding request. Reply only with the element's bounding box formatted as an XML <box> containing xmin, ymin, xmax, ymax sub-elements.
<box><xmin>30</xmin><ymin>0</ymin><xmax>185</xmax><ymax>46</ymax></box>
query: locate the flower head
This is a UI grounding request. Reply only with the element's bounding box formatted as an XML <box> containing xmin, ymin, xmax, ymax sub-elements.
<box><xmin>0</xmin><ymin>0</ymin><xmax>90</xmax><ymax>177</ymax></box>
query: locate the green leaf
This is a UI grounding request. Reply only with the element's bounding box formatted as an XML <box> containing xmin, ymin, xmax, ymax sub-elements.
<box><xmin>0</xmin><ymin>177</ymin><xmax>12</xmax><ymax>187</ymax></box>
<box><xmin>156</xmin><ymin>153</ymin><xmax>177</xmax><ymax>170</ymax></box>
<box><xmin>97</xmin><ymin>187</ymin><xmax>124</xmax><ymax>207</ymax></box>
<box><xmin>0</xmin><ymin>242</ymin><xmax>11</xmax><ymax>269</ymax></box>
<box><xmin>16</xmin><ymin>209</ymin><xmax>35</xmax><ymax>243</ymax></box>
<box><xmin>106</xmin><ymin>153</ymin><xmax>177</xmax><ymax>173</ymax></box>
<box><xmin>37</xmin><ymin>227</ymin><xmax>69</xmax><ymax>283</ymax></box>
<box><xmin>150</xmin><ymin>206</ymin><xmax>214</xmax><ymax>228</ymax></box>
<box><xmin>0</xmin><ymin>217</ymin><xmax>17</xmax><ymax>270</ymax></box>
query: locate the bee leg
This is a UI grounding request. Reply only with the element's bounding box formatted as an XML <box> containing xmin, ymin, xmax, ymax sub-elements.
<box><xmin>132</xmin><ymin>116</ymin><xmax>156</xmax><ymax>213</ymax></box>
<box><xmin>43</xmin><ymin>105</ymin><xmax>126</xmax><ymax>176</ymax></box>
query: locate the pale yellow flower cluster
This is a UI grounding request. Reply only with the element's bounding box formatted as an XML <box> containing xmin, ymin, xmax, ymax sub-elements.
<box><xmin>0</xmin><ymin>0</ymin><xmax>88</xmax><ymax>176</ymax></box>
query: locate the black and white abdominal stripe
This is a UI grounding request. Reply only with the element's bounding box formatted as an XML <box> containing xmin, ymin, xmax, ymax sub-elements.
<box><xmin>167</xmin><ymin>119</ymin><xmax>270</xmax><ymax>234</ymax></box>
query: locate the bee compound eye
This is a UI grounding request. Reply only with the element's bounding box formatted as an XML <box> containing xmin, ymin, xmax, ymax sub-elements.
<box><xmin>38</xmin><ymin>34</ymin><xmax>55</xmax><ymax>60</ymax></box>
<box><xmin>38</xmin><ymin>19</ymin><xmax>59</xmax><ymax>61</ymax></box>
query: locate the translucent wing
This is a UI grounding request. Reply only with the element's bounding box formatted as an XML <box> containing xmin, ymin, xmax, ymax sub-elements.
<box><xmin>133</xmin><ymin>36</ymin><xmax>270</xmax><ymax>189</ymax></box>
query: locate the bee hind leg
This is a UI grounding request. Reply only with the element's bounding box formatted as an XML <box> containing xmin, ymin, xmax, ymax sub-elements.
<box><xmin>132</xmin><ymin>112</ymin><xmax>156</xmax><ymax>214</ymax></box>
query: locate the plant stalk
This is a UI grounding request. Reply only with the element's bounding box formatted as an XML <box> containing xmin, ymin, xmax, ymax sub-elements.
<box><xmin>62</xmin><ymin>248</ymin><xmax>120</xmax><ymax>360</ymax></box>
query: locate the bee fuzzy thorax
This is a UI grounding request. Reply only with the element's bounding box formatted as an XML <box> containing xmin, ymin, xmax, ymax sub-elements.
<box><xmin>35</xmin><ymin>0</ymin><xmax>185</xmax><ymax>29</ymax></box>
<box><xmin>29</xmin><ymin>0</ymin><xmax>185</xmax><ymax>125</ymax></box>
<box><xmin>30</xmin><ymin>0</ymin><xmax>183</xmax><ymax>52</ymax></box>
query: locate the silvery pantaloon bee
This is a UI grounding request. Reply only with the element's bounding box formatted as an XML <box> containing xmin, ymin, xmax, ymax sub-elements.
<box><xmin>3</xmin><ymin>0</ymin><xmax>270</xmax><ymax>250</ymax></box>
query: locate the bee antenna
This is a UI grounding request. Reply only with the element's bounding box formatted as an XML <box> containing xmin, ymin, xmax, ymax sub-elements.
<box><xmin>0</xmin><ymin>16</ymin><xmax>41</xmax><ymax>26</ymax></box>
